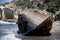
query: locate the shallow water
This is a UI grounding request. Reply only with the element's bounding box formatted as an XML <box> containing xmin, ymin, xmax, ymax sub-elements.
<box><xmin>0</xmin><ymin>21</ymin><xmax>60</xmax><ymax>40</ymax></box>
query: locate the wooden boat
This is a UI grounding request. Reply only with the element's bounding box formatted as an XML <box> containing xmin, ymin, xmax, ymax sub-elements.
<box><xmin>17</xmin><ymin>9</ymin><xmax>53</xmax><ymax>36</ymax></box>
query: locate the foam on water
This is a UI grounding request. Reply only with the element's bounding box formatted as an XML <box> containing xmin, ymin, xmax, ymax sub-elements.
<box><xmin>0</xmin><ymin>21</ymin><xmax>16</xmax><ymax>24</ymax></box>
<box><xmin>0</xmin><ymin>34</ymin><xmax>21</xmax><ymax>40</ymax></box>
<box><xmin>0</xmin><ymin>21</ymin><xmax>20</xmax><ymax>40</ymax></box>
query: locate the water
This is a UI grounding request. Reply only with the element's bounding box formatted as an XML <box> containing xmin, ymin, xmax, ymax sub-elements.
<box><xmin>0</xmin><ymin>21</ymin><xmax>20</xmax><ymax>40</ymax></box>
<box><xmin>0</xmin><ymin>21</ymin><xmax>60</xmax><ymax>40</ymax></box>
<box><xmin>0</xmin><ymin>0</ymin><xmax>12</xmax><ymax>4</ymax></box>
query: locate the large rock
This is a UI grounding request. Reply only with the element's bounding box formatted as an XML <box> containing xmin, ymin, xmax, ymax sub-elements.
<box><xmin>0</xmin><ymin>8</ymin><xmax>2</xmax><ymax>19</ymax></box>
<box><xmin>4</xmin><ymin>8</ymin><xmax>14</xmax><ymax>19</ymax></box>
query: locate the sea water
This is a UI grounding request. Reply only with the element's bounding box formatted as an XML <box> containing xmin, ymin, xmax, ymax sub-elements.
<box><xmin>0</xmin><ymin>21</ymin><xmax>21</xmax><ymax>40</ymax></box>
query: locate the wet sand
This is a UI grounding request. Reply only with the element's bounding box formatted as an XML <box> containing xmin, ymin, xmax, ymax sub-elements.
<box><xmin>0</xmin><ymin>21</ymin><xmax>60</xmax><ymax>40</ymax></box>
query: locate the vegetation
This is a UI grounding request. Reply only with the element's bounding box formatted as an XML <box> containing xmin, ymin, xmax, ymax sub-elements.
<box><xmin>13</xmin><ymin>0</ymin><xmax>30</xmax><ymax>8</ymax></box>
<box><xmin>12</xmin><ymin>0</ymin><xmax>60</xmax><ymax>21</ymax></box>
<box><xmin>55</xmin><ymin>13</ymin><xmax>60</xmax><ymax>21</ymax></box>
<box><xmin>13</xmin><ymin>0</ymin><xmax>60</xmax><ymax>12</ymax></box>
<box><xmin>49</xmin><ymin>0</ymin><xmax>60</xmax><ymax>11</ymax></box>
<box><xmin>13</xmin><ymin>0</ymin><xmax>38</xmax><ymax>8</ymax></box>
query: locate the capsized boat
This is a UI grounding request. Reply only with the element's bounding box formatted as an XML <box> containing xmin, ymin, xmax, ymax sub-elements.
<box><xmin>17</xmin><ymin>9</ymin><xmax>53</xmax><ymax>36</ymax></box>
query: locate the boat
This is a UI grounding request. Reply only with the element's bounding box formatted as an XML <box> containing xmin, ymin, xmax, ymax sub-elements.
<box><xmin>17</xmin><ymin>9</ymin><xmax>53</xmax><ymax>36</ymax></box>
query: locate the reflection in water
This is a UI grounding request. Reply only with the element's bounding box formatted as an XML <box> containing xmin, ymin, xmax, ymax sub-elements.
<box><xmin>15</xmin><ymin>35</ymin><xmax>53</xmax><ymax>40</ymax></box>
<box><xmin>0</xmin><ymin>21</ymin><xmax>60</xmax><ymax>40</ymax></box>
<box><xmin>1</xmin><ymin>34</ymin><xmax>53</xmax><ymax>40</ymax></box>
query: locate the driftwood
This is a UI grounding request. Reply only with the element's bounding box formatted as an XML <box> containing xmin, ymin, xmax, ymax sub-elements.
<box><xmin>17</xmin><ymin>9</ymin><xmax>53</xmax><ymax>36</ymax></box>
